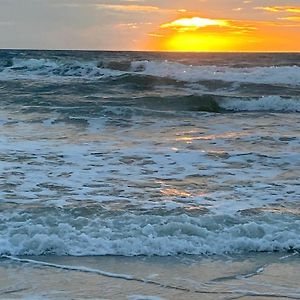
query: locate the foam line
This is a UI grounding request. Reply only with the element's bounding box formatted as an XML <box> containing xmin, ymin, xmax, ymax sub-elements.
<box><xmin>279</xmin><ymin>251</ymin><xmax>299</xmax><ymax>260</ymax></box>
<box><xmin>1</xmin><ymin>255</ymin><xmax>134</xmax><ymax>280</ymax></box>
<box><xmin>1</xmin><ymin>255</ymin><xmax>191</xmax><ymax>292</ymax></box>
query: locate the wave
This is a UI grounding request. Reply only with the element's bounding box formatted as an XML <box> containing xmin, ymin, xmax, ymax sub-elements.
<box><xmin>0</xmin><ymin>57</ymin><xmax>299</xmax><ymax>87</ymax></box>
<box><xmin>131</xmin><ymin>60</ymin><xmax>300</xmax><ymax>86</ymax></box>
<box><xmin>10</xmin><ymin>94</ymin><xmax>300</xmax><ymax>114</ymax></box>
<box><xmin>131</xmin><ymin>95</ymin><xmax>300</xmax><ymax>113</ymax></box>
<box><xmin>0</xmin><ymin>58</ymin><xmax>124</xmax><ymax>79</ymax></box>
<box><xmin>1</xmin><ymin>210</ymin><xmax>299</xmax><ymax>256</ymax></box>
<box><xmin>0</xmin><ymin>57</ymin><xmax>299</xmax><ymax>113</ymax></box>
<box><xmin>1</xmin><ymin>75</ymin><xmax>298</xmax><ymax>113</ymax></box>
<box><xmin>110</xmin><ymin>95</ymin><xmax>300</xmax><ymax>113</ymax></box>
<box><xmin>219</xmin><ymin>96</ymin><xmax>300</xmax><ymax>112</ymax></box>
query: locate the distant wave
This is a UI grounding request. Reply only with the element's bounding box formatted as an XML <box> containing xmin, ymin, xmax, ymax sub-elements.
<box><xmin>0</xmin><ymin>58</ymin><xmax>124</xmax><ymax>79</ymax></box>
<box><xmin>131</xmin><ymin>60</ymin><xmax>300</xmax><ymax>86</ymax></box>
<box><xmin>0</xmin><ymin>57</ymin><xmax>299</xmax><ymax>86</ymax></box>
<box><xmin>0</xmin><ymin>57</ymin><xmax>299</xmax><ymax>113</ymax></box>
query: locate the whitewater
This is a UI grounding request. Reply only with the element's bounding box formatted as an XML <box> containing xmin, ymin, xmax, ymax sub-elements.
<box><xmin>0</xmin><ymin>49</ymin><xmax>300</xmax><ymax>256</ymax></box>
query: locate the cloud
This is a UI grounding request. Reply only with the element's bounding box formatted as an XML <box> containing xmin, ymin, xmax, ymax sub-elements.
<box><xmin>95</xmin><ymin>4</ymin><xmax>159</xmax><ymax>12</ymax></box>
<box><xmin>147</xmin><ymin>33</ymin><xmax>164</xmax><ymax>37</ymax></box>
<box><xmin>159</xmin><ymin>17</ymin><xmax>257</xmax><ymax>34</ymax></box>
<box><xmin>115</xmin><ymin>22</ymin><xmax>152</xmax><ymax>29</ymax></box>
<box><xmin>255</xmin><ymin>6</ymin><xmax>300</xmax><ymax>13</ymax></box>
<box><xmin>160</xmin><ymin>17</ymin><xmax>229</xmax><ymax>32</ymax></box>
<box><xmin>279</xmin><ymin>16</ymin><xmax>300</xmax><ymax>22</ymax></box>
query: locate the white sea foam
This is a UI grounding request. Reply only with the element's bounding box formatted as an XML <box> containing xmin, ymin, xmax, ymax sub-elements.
<box><xmin>219</xmin><ymin>96</ymin><xmax>300</xmax><ymax>112</ymax></box>
<box><xmin>0</xmin><ymin>58</ymin><xmax>124</xmax><ymax>80</ymax></box>
<box><xmin>131</xmin><ymin>60</ymin><xmax>300</xmax><ymax>86</ymax></box>
<box><xmin>1</xmin><ymin>58</ymin><xmax>300</xmax><ymax>88</ymax></box>
<box><xmin>1</xmin><ymin>213</ymin><xmax>299</xmax><ymax>256</ymax></box>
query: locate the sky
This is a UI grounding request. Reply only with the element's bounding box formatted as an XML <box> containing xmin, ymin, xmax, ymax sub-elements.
<box><xmin>0</xmin><ymin>0</ymin><xmax>300</xmax><ymax>51</ymax></box>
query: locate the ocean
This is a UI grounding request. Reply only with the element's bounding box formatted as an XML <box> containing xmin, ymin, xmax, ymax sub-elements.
<box><xmin>0</xmin><ymin>50</ymin><xmax>299</xmax><ymax>299</ymax></box>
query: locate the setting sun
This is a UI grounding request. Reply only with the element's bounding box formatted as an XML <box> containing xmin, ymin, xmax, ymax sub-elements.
<box><xmin>158</xmin><ymin>17</ymin><xmax>245</xmax><ymax>51</ymax></box>
<box><xmin>163</xmin><ymin>32</ymin><xmax>235</xmax><ymax>52</ymax></box>
<box><xmin>146</xmin><ymin>11</ymin><xmax>300</xmax><ymax>52</ymax></box>
<box><xmin>161</xmin><ymin>17</ymin><xmax>229</xmax><ymax>31</ymax></box>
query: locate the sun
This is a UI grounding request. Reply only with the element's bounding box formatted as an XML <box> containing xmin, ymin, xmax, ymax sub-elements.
<box><xmin>145</xmin><ymin>16</ymin><xmax>263</xmax><ymax>52</ymax></box>
<box><xmin>163</xmin><ymin>32</ymin><xmax>235</xmax><ymax>52</ymax></box>
<box><xmin>147</xmin><ymin>16</ymin><xmax>244</xmax><ymax>52</ymax></box>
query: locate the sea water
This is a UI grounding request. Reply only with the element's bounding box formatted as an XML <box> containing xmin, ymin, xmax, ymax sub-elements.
<box><xmin>0</xmin><ymin>50</ymin><xmax>299</xmax><ymax>299</ymax></box>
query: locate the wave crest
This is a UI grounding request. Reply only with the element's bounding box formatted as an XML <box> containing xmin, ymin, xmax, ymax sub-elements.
<box><xmin>0</xmin><ymin>57</ymin><xmax>299</xmax><ymax>113</ymax></box>
<box><xmin>1</xmin><ymin>57</ymin><xmax>299</xmax><ymax>87</ymax></box>
<box><xmin>1</xmin><ymin>211</ymin><xmax>299</xmax><ymax>256</ymax></box>
<box><xmin>131</xmin><ymin>60</ymin><xmax>300</xmax><ymax>86</ymax></box>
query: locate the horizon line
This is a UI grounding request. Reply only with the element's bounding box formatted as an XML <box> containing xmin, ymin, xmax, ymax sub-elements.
<box><xmin>1</xmin><ymin>47</ymin><xmax>300</xmax><ymax>54</ymax></box>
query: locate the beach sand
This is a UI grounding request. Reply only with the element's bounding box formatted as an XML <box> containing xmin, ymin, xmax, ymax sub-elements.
<box><xmin>1</xmin><ymin>253</ymin><xmax>299</xmax><ymax>300</ymax></box>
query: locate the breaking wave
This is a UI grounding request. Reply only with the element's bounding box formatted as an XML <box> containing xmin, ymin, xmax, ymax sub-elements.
<box><xmin>0</xmin><ymin>58</ymin><xmax>124</xmax><ymax>79</ymax></box>
<box><xmin>0</xmin><ymin>55</ymin><xmax>299</xmax><ymax>113</ymax></box>
<box><xmin>0</xmin><ymin>57</ymin><xmax>299</xmax><ymax>86</ymax></box>
<box><xmin>125</xmin><ymin>95</ymin><xmax>300</xmax><ymax>113</ymax></box>
<box><xmin>130</xmin><ymin>60</ymin><xmax>300</xmax><ymax>86</ymax></box>
<box><xmin>219</xmin><ymin>96</ymin><xmax>300</xmax><ymax>112</ymax></box>
<box><xmin>0</xmin><ymin>209</ymin><xmax>299</xmax><ymax>256</ymax></box>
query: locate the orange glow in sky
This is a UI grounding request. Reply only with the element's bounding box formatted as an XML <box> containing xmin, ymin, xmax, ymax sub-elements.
<box><xmin>143</xmin><ymin>4</ymin><xmax>300</xmax><ymax>52</ymax></box>
<box><xmin>145</xmin><ymin>13</ymin><xmax>300</xmax><ymax>52</ymax></box>
<box><xmin>0</xmin><ymin>1</ymin><xmax>299</xmax><ymax>51</ymax></box>
<box><xmin>155</xmin><ymin>16</ymin><xmax>251</xmax><ymax>51</ymax></box>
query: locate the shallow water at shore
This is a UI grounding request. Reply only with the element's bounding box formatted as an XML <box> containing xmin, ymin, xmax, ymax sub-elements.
<box><xmin>1</xmin><ymin>253</ymin><xmax>300</xmax><ymax>299</ymax></box>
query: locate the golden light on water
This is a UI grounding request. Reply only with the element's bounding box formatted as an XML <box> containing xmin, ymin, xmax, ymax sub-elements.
<box><xmin>175</xmin><ymin>131</ymin><xmax>247</xmax><ymax>142</ymax></box>
<box><xmin>161</xmin><ymin>188</ymin><xmax>191</xmax><ymax>197</ymax></box>
<box><xmin>160</xmin><ymin>188</ymin><xmax>209</xmax><ymax>198</ymax></box>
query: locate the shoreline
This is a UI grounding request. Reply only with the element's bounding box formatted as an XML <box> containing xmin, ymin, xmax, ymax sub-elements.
<box><xmin>1</xmin><ymin>253</ymin><xmax>300</xmax><ymax>300</ymax></box>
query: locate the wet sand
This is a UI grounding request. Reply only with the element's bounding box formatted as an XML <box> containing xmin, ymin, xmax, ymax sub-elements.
<box><xmin>1</xmin><ymin>253</ymin><xmax>300</xmax><ymax>300</ymax></box>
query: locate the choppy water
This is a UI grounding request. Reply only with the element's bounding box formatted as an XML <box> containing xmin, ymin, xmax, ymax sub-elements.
<box><xmin>0</xmin><ymin>50</ymin><xmax>299</xmax><ymax>257</ymax></box>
